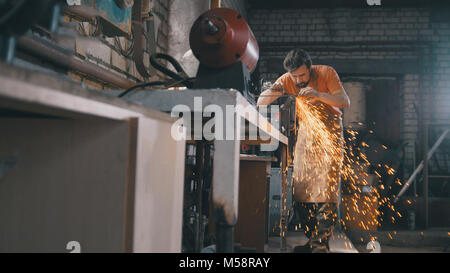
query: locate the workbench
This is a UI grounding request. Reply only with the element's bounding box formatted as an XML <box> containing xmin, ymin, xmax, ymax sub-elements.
<box><xmin>0</xmin><ymin>64</ymin><xmax>185</xmax><ymax>252</ymax></box>
<box><xmin>235</xmin><ymin>154</ymin><xmax>277</xmax><ymax>252</ymax></box>
<box><xmin>120</xmin><ymin>89</ymin><xmax>289</xmax><ymax>252</ymax></box>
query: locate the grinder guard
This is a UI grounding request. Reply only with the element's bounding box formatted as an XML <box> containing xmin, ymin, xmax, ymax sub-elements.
<box><xmin>189</xmin><ymin>8</ymin><xmax>260</xmax><ymax>104</ymax></box>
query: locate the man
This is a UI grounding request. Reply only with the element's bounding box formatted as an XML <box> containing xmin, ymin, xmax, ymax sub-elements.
<box><xmin>257</xmin><ymin>48</ymin><xmax>350</xmax><ymax>252</ymax></box>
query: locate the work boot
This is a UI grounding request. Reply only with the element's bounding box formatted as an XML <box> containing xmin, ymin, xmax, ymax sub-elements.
<box><xmin>293</xmin><ymin>244</ymin><xmax>312</xmax><ymax>253</ymax></box>
<box><xmin>293</xmin><ymin>240</ymin><xmax>330</xmax><ymax>253</ymax></box>
<box><xmin>311</xmin><ymin>245</ymin><xmax>329</xmax><ymax>253</ymax></box>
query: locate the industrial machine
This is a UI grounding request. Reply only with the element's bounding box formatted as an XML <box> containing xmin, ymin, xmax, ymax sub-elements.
<box><xmin>180</xmin><ymin>7</ymin><xmax>263</xmax><ymax>253</ymax></box>
<box><xmin>179</xmin><ymin>8</ymin><xmax>297</xmax><ymax>252</ymax></box>
<box><xmin>189</xmin><ymin>8</ymin><xmax>260</xmax><ymax>105</ymax></box>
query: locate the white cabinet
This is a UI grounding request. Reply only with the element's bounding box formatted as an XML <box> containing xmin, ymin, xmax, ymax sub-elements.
<box><xmin>0</xmin><ymin>73</ymin><xmax>185</xmax><ymax>252</ymax></box>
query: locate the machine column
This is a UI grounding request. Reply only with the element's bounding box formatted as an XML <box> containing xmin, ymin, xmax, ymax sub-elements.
<box><xmin>212</xmin><ymin>112</ymin><xmax>241</xmax><ymax>252</ymax></box>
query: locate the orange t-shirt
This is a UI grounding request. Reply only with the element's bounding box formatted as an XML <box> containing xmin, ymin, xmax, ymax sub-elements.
<box><xmin>275</xmin><ymin>65</ymin><xmax>344</xmax><ymax>116</ymax></box>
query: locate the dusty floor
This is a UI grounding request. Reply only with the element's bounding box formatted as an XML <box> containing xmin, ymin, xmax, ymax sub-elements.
<box><xmin>265</xmin><ymin>228</ymin><xmax>450</xmax><ymax>253</ymax></box>
<box><xmin>354</xmin><ymin>244</ymin><xmax>450</xmax><ymax>253</ymax></box>
<box><xmin>265</xmin><ymin>231</ymin><xmax>358</xmax><ymax>253</ymax></box>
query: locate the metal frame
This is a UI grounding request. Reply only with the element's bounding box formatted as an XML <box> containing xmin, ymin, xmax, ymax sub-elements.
<box><xmin>121</xmin><ymin>89</ymin><xmax>288</xmax><ymax>252</ymax></box>
<box><xmin>423</xmin><ymin>122</ymin><xmax>450</xmax><ymax>229</ymax></box>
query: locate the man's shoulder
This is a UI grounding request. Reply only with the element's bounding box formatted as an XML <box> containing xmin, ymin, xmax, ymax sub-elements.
<box><xmin>276</xmin><ymin>72</ymin><xmax>291</xmax><ymax>83</ymax></box>
<box><xmin>312</xmin><ymin>64</ymin><xmax>336</xmax><ymax>73</ymax></box>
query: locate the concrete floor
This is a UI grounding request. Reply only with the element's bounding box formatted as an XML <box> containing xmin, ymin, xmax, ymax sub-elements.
<box><xmin>354</xmin><ymin>244</ymin><xmax>450</xmax><ymax>253</ymax></box>
<box><xmin>265</xmin><ymin>230</ymin><xmax>358</xmax><ymax>253</ymax></box>
<box><xmin>348</xmin><ymin>228</ymin><xmax>450</xmax><ymax>253</ymax></box>
<box><xmin>265</xmin><ymin>228</ymin><xmax>450</xmax><ymax>253</ymax></box>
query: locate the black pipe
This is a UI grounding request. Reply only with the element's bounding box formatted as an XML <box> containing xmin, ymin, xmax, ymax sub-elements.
<box><xmin>0</xmin><ymin>36</ymin><xmax>15</xmax><ymax>63</ymax></box>
<box><xmin>150</xmin><ymin>53</ymin><xmax>193</xmax><ymax>88</ymax></box>
<box><xmin>16</xmin><ymin>35</ymin><xmax>136</xmax><ymax>89</ymax></box>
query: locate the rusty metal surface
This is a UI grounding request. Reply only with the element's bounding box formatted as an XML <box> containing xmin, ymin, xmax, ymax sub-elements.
<box><xmin>92</xmin><ymin>0</ymin><xmax>132</xmax><ymax>36</ymax></box>
<box><xmin>65</xmin><ymin>0</ymin><xmax>132</xmax><ymax>37</ymax></box>
<box><xmin>189</xmin><ymin>8</ymin><xmax>259</xmax><ymax>72</ymax></box>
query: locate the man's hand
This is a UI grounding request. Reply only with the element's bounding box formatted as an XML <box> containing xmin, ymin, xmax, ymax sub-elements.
<box><xmin>297</xmin><ymin>87</ymin><xmax>350</xmax><ymax>109</ymax></box>
<box><xmin>297</xmin><ymin>87</ymin><xmax>321</xmax><ymax>104</ymax></box>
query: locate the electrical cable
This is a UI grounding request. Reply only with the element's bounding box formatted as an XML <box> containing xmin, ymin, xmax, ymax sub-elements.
<box><xmin>150</xmin><ymin>53</ymin><xmax>193</xmax><ymax>88</ymax></box>
<box><xmin>117</xmin><ymin>80</ymin><xmax>166</xmax><ymax>98</ymax></box>
<box><xmin>117</xmin><ymin>77</ymin><xmax>196</xmax><ymax>98</ymax></box>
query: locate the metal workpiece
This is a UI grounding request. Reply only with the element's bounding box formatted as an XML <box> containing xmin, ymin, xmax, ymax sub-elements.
<box><xmin>120</xmin><ymin>89</ymin><xmax>288</xmax><ymax>145</ymax></box>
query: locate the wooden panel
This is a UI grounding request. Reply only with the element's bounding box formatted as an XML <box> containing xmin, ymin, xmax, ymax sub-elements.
<box><xmin>0</xmin><ymin>118</ymin><xmax>131</xmax><ymax>252</ymax></box>
<box><xmin>132</xmin><ymin>117</ymin><xmax>185</xmax><ymax>252</ymax></box>
<box><xmin>235</xmin><ymin>160</ymin><xmax>270</xmax><ymax>252</ymax></box>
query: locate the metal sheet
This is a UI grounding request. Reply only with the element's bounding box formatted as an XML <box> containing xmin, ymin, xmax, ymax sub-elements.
<box><xmin>78</xmin><ymin>0</ymin><xmax>132</xmax><ymax>37</ymax></box>
<box><xmin>269</xmin><ymin>167</ymin><xmax>293</xmax><ymax>236</ymax></box>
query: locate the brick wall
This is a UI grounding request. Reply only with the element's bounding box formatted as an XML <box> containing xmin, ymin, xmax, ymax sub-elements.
<box><xmin>249</xmin><ymin>7</ymin><xmax>450</xmax><ymax>176</ymax></box>
<box><xmin>65</xmin><ymin>0</ymin><xmax>170</xmax><ymax>89</ymax></box>
<box><xmin>221</xmin><ymin>0</ymin><xmax>248</xmax><ymax>19</ymax></box>
<box><xmin>65</xmin><ymin>0</ymin><xmax>248</xmax><ymax>90</ymax></box>
<box><xmin>64</xmin><ymin>0</ymin><xmax>248</xmax><ymax>90</ymax></box>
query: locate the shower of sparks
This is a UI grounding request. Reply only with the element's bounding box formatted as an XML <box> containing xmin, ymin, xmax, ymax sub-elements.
<box><xmin>292</xmin><ymin>95</ymin><xmax>344</xmax><ymax>204</ymax></box>
<box><xmin>281</xmin><ymin>94</ymin><xmax>405</xmax><ymax>239</ymax></box>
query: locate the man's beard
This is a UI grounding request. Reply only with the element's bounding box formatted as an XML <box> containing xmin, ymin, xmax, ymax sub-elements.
<box><xmin>296</xmin><ymin>79</ymin><xmax>310</xmax><ymax>89</ymax></box>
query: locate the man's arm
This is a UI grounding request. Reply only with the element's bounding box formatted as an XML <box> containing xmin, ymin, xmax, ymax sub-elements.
<box><xmin>298</xmin><ymin>87</ymin><xmax>350</xmax><ymax>109</ymax></box>
<box><xmin>256</xmin><ymin>82</ymin><xmax>284</xmax><ymax>106</ymax></box>
<box><xmin>317</xmin><ymin>88</ymin><xmax>350</xmax><ymax>108</ymax></box>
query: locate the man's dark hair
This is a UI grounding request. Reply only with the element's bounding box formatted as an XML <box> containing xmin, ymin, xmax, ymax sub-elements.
<box><xmin>283</xmin><ymin>48</ymin><xmax>312</xmax><ymax>72</ymax></box>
